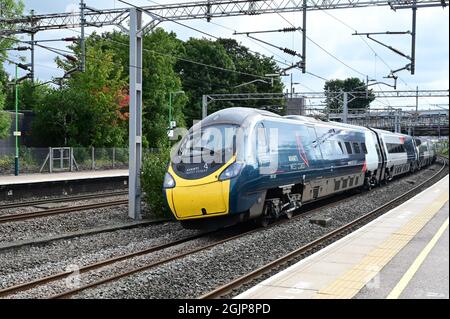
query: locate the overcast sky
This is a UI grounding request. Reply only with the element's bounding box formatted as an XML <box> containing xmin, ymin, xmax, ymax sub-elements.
<box><xmin>3</xmin><ymin>0</ymin><xmax>449</xmax><ymax>110</ymax></box>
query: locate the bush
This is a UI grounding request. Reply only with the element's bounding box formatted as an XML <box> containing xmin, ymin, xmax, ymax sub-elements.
<box><xmin>141</xmin><ymin>147</ymin><xmax>173</xmax><ymax>219</ymax></box>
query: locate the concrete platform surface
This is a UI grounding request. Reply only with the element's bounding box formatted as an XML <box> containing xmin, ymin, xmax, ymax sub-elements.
<box><xmin>236</xmin><ymin>175</ymin><xmax>449</xmax><ymax>299</ymax></box>
<box><xmin>0</xmin><ymin>169</ymin><xmax>128</xmax><ymax>186</ymax></box>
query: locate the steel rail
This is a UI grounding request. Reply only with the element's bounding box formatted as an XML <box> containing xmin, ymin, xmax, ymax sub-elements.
<box><xmin>0</xmin><ymin>230</ymin><xmax>213</xmax><ymax>298</ymax></box>
<box><xmin>1</xmin><ymin>159</ymin><xmax>444</xmax><ymax>299</ymax></box>
<box><xmin>199</xmin><ymin>157</ymin><xmax>448</xmax><ymax>299</ymax></box>
<box><xmin>53</xmin><ymin>159</ymin><xmax>447</xmax><ymax>299</ymax></box>
<box><xmin>0</xmin><ymin>191</ymin><xmax>128</xmax><ymax>210</ymax></box>
<box><xmin>0</xmin><ymin>199</ymin><xmax>128</xmax><ymax>224</ymax></box>
<box><xmin>0</xmin><ymin>182</ymin><xmax>353</xmax><ymax>298</ymax></box>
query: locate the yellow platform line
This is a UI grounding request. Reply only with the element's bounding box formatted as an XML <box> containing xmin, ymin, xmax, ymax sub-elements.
<box><xmin>314</xmin><ymin>187</ymin><xmax>448</xmax><ymax>299</ymax></box>
<box><xmin>386</xmin><ymin>217</ymin><xmax>449</xmax><ymax>299</ymax></box>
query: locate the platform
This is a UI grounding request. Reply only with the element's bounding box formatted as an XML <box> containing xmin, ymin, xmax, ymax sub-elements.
<box><xmin>0</xmin><ymin>169</ymin><xmax>128</xmax><ymax>186</ymax></box>
<box><xmin>236</xmin><ymin>175</ymin><xmax>449</xmax><ymax>299</ymax></box>
<box><xmin>0</xmin><ymin>170</ymin><xmax>129</xmax><ymax>200</ymax></box>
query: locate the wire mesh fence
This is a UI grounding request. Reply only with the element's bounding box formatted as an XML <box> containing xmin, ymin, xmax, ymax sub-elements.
<box><xmin>0</xmin><ymin>147</ymin><xmax>160</xmax><ymax>176</ymax></box>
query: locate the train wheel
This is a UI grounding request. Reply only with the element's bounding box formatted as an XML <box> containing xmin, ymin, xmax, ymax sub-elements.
<box><xmin>258</xmin><ymin>204</ymin><xmax>272</xmax><ymax>227</ymax></box>
<box><xmin>258</xmin><ymin>216</ymin><xmax>271</xmax><ymax>227</ymax></box>
<box><xmin>285</xmin><ymin>211</ymin><xmax>294</xmax><ymax>219</ymax></box>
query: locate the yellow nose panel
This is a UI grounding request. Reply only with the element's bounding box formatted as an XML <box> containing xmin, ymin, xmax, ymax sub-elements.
<box><xmin>170</xmin><ymin>179</ymin><xmax>230</xmax><ymax>219</ymax></box>
<box><xmin>165</xmin><ymin>157</ymin><xmax>235</xmax><ymax>220</ymax></box>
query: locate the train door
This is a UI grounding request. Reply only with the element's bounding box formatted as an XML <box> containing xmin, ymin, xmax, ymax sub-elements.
<box><xmin>370</xmin><ymin>129</ymin><xmax>387</xmax><ymax>184</ymax></box>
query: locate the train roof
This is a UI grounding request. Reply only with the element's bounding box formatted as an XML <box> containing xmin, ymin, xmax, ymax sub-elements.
<box><xmin>283</xmin><ymin>115</ymin><xmax>322</xmax><ymax>123</ymax></box>
<box><xmin>200</xmin><ymin>107</ymin><xmax>281</xmax><ymax>127</ymax></box>
<box><xmin>370</xmin><ymin>128</ymin><xmax>412</xmax><ymax>138</ymax></box>
<box><xmin>328</xmin><ymin>121</ymin><xmax>370</xmax><ymax>132</ymax></box>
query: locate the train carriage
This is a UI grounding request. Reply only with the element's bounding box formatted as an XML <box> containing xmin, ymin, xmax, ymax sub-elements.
<box><xmin>163</xmin><ymin>107</ymin><xmax>436</xmax><ymax>230</ymax></box>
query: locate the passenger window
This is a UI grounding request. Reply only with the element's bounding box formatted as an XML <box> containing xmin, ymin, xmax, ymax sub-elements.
<box><xmin>353</xmin><ymin>142</ymin><xmax>361</xmax><ymax>154</ymax></box>
<box><xmin>345</xmin><ymin>142</ymin><xmax>352</xmax><ymax>154</ymax></box>
<box><xmin>361</xmin><ymin>143</ymin><xmax>368</xmax><ymax>154</ymax></box>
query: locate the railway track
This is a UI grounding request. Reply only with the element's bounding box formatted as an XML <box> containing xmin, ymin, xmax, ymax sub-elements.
<box><xmin>199</xmin><ymin>157</ymin><xmax>448</xmax><ymax>299</ymax></box>
<box><xmin>0</xmin><ymin>191</ymin><xmax>128</xmax><ymax>210</ymax></box>
<box><xmin>0</xmin><ymin>185</ymin><xmax>360</xmax><ymax>299</ymax></box>
<box><xmin>0</xmin><ymin>199</ymin><xmax>128</xmax><ymax>224</ymax></box>
<box><xmin>1</xmin><ymin>159</ymin><xmax>446</xmax><ymax>299</ymax></box>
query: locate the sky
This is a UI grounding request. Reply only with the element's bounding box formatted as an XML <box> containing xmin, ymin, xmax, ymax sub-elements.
<box><xmin>2</xmin><ymin>0</ymin><xmax>449</xmax><ymax>110</ymax></box>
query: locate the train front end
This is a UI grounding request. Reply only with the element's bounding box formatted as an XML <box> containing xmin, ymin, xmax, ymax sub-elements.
<box><xmin>163</xmin><ymin>122</ymin><xmax>243</xmax><ymax>226</ymax></box>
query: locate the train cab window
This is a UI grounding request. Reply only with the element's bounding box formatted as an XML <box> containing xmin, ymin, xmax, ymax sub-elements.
<box><xmin>352</xmin><ymin>142</ymin><xmax>361</xmax><ymax>154</ymax></box>
<box><xmin>335</xmin><ymin>141</ymin><xmax>344</xmax><ymax>155</ymax></box>
<box><xmin>256</xmin><ymin>123</ymin><xmax>268</xmax><ymax>153</ymax></box>
<box><xmin>361</xmin><ymin>143</ymin><xmax>368</xmax><ymax>154</ymax></box>
<box><xmin>344</xmin><ymin>142</ymin><xmax>352</xmax><ymax>154</ymax></box>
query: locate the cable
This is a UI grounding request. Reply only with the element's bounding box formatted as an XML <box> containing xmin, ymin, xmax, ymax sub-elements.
<box><xmin>276</xmin><ymin>12</ymin><xmax>367</xmax><ymax>78</ymax></box>
<box><xmin>2</xmin><ymin>32</ymin><xmax>272</xmax><ymax>80</ymax></box>
<box><xmin>67</xmin><ymin>28</ymin><xmax>274</xmax><ymax>80</ymax></box>
<box><xmin>305</xmin><ymin>71</ymin><xmax>329</xmax><ymax>82</ymax></box>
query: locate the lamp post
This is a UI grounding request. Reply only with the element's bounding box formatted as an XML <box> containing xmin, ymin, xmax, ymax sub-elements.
<box><xmin>4</xmin><ymin>58</ymin><xmax>32</xmax><ymax>175</ymax></box>
<box><xmin>169</xmin><ymin>90</ymin><xmax>184</xmax><ymax>129</ymax></box>
<box><xmin>14</xmin><ymin>65</ymin><xmax>19</xmax><ymax>176</ymax></box>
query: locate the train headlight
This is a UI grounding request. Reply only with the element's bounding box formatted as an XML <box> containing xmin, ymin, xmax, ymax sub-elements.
<box><xmin>219</xmin><ymin>162</ymin><xmax>244</xmax><ymax>181</ymax></box>
<box><xmin>163</xmin><ymin>172</ymin><xmax>176</xmax><ymax>188</ymax></box>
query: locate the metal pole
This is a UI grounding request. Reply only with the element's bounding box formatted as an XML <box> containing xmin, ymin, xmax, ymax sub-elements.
<box><xmin>411</xmin><ymin>1</ymin><xmax>417</xmax><ymax>75</ymax></box>
<box><xmin>91</xmin><ymin>146</ymin><xmax>95</xmax><ymax>170</ymax></box>
<box><xmin>169</xmin><ymin>92</ymin><xmax>172</xmax><ymax>125</ymax></box>
<box><xmin>30</xmin><ymin>10</ymin><xmax>35</xmax><ymax>84</ymax></box>
<box><xmin>290</xmin><ymin>73</ymin><xmax>293</xmax><ymax>98</ymax></box>
<box><xmin>14</xmin><ymin>65</ymin><xmax>19</xmax><ymax>176</ymax></box>
<box><xmin>415</xmin><ymin>86</ymin><xmax>418</xmax><ymax>113</ymax></box>
<box><xmin>128</xmin><ymin>8</ymin><xmax>143</xmax><ymax>220</ymax></box>
<box><xmin>202</xmin><ymin>95</ymin><xmax>208</xmax><ymax>119</ymax></box>
<box><xmin>70</xmin><ymin>147</ymin><xmax>73</xmax><ymax>172</ymax></box>
<box><xmin>343</xmin><ymin>92</ymin><xmax>348</xmax><ymax>123</ymax></box>
<box><xmin>49</xmin><ymin>147</ymin><xmax>53</xmax><ymax>173</ymax></box>
<box><xmin>438</xmin><ymin>111</ymin><xmax>441</xmax><ymax>139</ymax></box>
<box><xmin>301</xmin><ymin>0</ymin><xmax>306</xmax><ymax>73</ymax></box>
<box><xmin>80</xmin><ymin>0</ymin><xmax>86</xmax><ymax>72</ymax></box>
<box><xmin>112</xmin><ymin>147</ymin><xmax>115</xmax><ymax>168</ymax></box>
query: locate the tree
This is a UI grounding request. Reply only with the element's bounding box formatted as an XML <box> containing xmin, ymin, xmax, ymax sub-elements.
<box><xmin>324</xmin><ymin>77</ymin><xmax>375</xmax><ymax>113</ymax></box>
<box><xmin>3</xmin><ymin>79</ymin><xmax>51</xmax><ymax>111</ymax></box>
<box><xmin>95</xmin><ymin>29</ymin><xmax>187</xmax><ymax>148</ymax></box>
<box><xmin>176</xmin><ymin>38</ymin><xmax>236</xmax><ymax>126</ymax></box>
<box><xmin>33</xmin><ymin>42</ymin><xmax>128</xmax><ymax>147</ymax></box>
<box><xmin>0</xmin><ymin>0</ymin><xmax>24</xmax><ymax>138</ymax></box>
<box><xmin>177</xmin><ymin>38</ymin><xmax>285</xmax><ymax>126</ymax></box>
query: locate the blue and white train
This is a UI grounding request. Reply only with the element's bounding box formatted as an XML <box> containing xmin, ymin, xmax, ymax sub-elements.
<box><xmin>163</xmin><ymin>107</ymin><xmax>436</xmax><ymax>229</ymax></box>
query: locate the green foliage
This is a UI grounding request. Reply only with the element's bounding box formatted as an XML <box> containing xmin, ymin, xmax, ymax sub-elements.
<box><xmin>0</xmin><ymin>110</ymin><xmax>10</xmax><ymax>138</ymax></box>
<box><xmin>59</xmin><ymin>29</ymin><xmax>186</xmax><ymax>149</ymax></box>
<box><xmin>324</xmin><ymin>77</ymin><xmax>375</xmax><ymax>113</ymax></box>
<box><xmin>0</xmin><ymin>0</ymin><xmax>25</xmax><ymax>58</ymax></box>
<box><xmin>0</xmin><ymin>154</ymin><xmax>13</xmax><ymax>171</ymax></box>
<box><xmin>4</xmin><ymin>79</ymin><xmax>51</xmax><ymax>111</ymax></box>
<box><xmin>0</xmin><ymin>75</ymin><xmax>9</xmax><ymax>138</ymax></box>
<box><xmin>436</xmin><ymin>140</ymin><xmax>448</xmax><ymax>156</ymax></box>
<box><xmin>8</xmin><ymin>27</ymin><xmax>283</xmax><ymax>147</ymax></box>
<box><xmin>177</xmin><ymin>38</ymin><xmax>284</xmax><ymax>126</ymax></box>
<box><xmin>177</xmin><ymin>38</ymin><xmax>236</xmax><ymax>126</ymax></box>
<box><xmin>33</xmin><ymin>42</ymin><xmax>128</xmax><ymax>147</ymax></box>
<box><xmin>0</xmin><ymin>0</ymin><xmax>23</xmax><ymax>138</ymax></box>
<box><xmin>141</xmin><ymin>147</ymin><xmax>173</xmax><ymax>219</ymax></box>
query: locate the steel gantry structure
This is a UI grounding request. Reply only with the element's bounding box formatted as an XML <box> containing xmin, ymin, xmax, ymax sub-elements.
<box><xmin>1</xmin><ymin>0</ymin><xmax>447</xmax><ymax>219</ymax></box>
<box><xmin>0</xmin><ymin>1</ymin><xmax>448</xmax><ymax>36</ymax></box>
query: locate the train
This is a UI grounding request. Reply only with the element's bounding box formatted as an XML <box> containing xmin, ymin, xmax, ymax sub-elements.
<box><xmin>163</xmin><ymin>107</ymin><xmax>437</xmax><ymax>229</ymax></box>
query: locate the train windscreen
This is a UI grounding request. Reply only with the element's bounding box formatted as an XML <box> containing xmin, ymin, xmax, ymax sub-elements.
<box><xmin>172</xmin><ymin>124</ymin><xmax>238</xmax><ymax>179</ymax></box>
